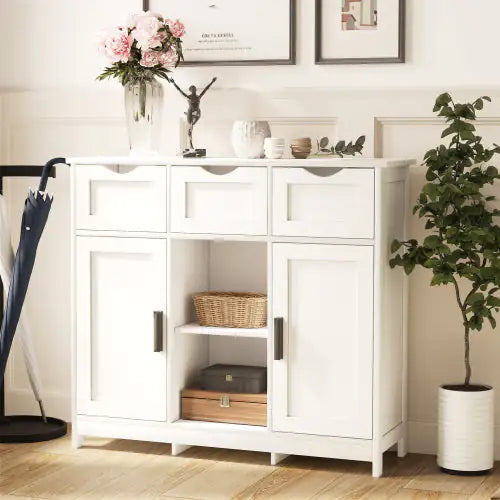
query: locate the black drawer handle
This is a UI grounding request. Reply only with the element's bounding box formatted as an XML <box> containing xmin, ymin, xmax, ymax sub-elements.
<box><xmin>153</xmin><ymin>311</ymin><xmax>163</xmax><ymax>352</ymax></box>
<box><xmin>274</xmin><ymin>317</ymin><xmax>284</xmax><ymax>361</ymax></box>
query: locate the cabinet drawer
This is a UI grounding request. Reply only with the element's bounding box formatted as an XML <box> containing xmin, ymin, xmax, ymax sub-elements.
<box><xmin>272</xmin><ymin>167</ymin><xmax>374</xmax><ymax>238</ymax></box>
<box><xmin>170</xmin><ymin>166</ymin><xmax>267</xmax><ymax>235</ymax></box>
<box><xmin>75</xmin><ymin>165</ymin><xmax>167</xmax><ymax>232</ymax></box>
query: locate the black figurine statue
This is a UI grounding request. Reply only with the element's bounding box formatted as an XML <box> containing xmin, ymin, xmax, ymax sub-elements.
<box><xmin>171</xmin><ymin>77</ymin><xmax>217</xmax><ymax>157</ymax></box>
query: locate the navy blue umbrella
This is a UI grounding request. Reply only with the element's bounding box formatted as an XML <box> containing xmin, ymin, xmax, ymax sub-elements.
<box><xmin>0</xmin><ymin>158</ymin><xmax>66</xmax><ymax>411</ymax></box>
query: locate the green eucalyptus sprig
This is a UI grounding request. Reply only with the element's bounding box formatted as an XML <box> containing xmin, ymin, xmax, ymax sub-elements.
<box><xmin>389</xmin><ymin>93</ymin><xmax>500</xmax><ymax>387</ymax></box>
<box><xmin>315</xmin><ymin>136</ymin><xmax>365</xmax><ymax>158</ymax></box>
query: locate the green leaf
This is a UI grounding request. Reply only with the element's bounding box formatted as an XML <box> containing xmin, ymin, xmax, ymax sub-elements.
<box><xmin>441</xmin><ymin>124</ymin><xmax>457</xmax><ymax>138</ymax></box>
<box><xmin>460</xmin><ymin>130</ymin><xmax>476</xmax><ymax>141</ymax></box>
<box><xmin>486</xmin><ymin>295</ymin><xmax>500</xmax><ymax>307</ymax></box>
<box><xmin>403</xmin><ymin>261</ymin><xmax>415</xmax><ymax>275</ymax></box>
<box><xmin>424</xmin><ymin>235</ymin><xmax>441</xmax><ymax>249</ymax></box>
<box><xmin>391</xmin><ymin>240</ymin><xmax>402</xmax><ymax>253</ymax></box>
<box><xmin>435</xmin><ymin>93</ymin><xmax>452</xmax><ymax>107</ymax></box>
<box><xmin>466</xmin><ymin>293</ymin><xmax>484</xmax><ymax>305</ymax></box>
<box><xmin>319</xmin><ymin>137</ymin><xmax>329</xmax><ymax>148</ymax></box>
<box><xmin>486</xmin><ymin>165</ymin><xmax>499</xmax><ymax>177</ymax></box>
<box><xmin>335</xmin><ymin>140</ymin><xmax>346</xmax><ymax>152</ymax></box>
<box><xmin>426</xmin><ymin>170</ymin><xmax>437</xmax><ymax>181</ymax></box>
<box><xmin>355</xmin><ymin>135</ymin><xmax>366</xmax><ymax>146</ymax></box>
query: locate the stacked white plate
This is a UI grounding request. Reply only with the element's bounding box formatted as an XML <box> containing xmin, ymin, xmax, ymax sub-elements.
<box><xmin>264</xmin><ymin>138</ymin><xmax>286</xmax><ymax>159</ymax></box>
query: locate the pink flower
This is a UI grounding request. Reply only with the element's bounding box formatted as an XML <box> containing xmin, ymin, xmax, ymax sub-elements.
<box><xmin>166</xmin><ymin>19</ymin><xmax>185</xmax><ymax>38</ymax></box>
<box><xmin>158</xmin><ymin>48</ymin><xmax>178</xmax><ymax>69</ymax></box>
<box><xmin>130</xmin><ymin>11</ymin><xmax>161</xmax><ymax>35</ymax></box>
<box><xmin>140</xmin><ymin>51</ymin><xmax>159</xmax><ymax>67</ymax></box>
<box><xmin>101</xmin><ymin>28</ymin><xmax>133</xmax><ymax>63</ymax></box>
<box><xmin>135</xmin><ymin>30</ymin><xmax>166</xmax><ymax>50</ymax></box>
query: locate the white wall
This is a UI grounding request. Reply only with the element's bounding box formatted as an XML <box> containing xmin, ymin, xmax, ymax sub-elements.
<box><xmin>1</xmin><ymin>0</ymin><xmax>500</xmax><ymax>458</ymax></box>
<box><xmin>3</xmin><ymin>0</ymin><xmax>500</xmax><ymax>91</ymax></box>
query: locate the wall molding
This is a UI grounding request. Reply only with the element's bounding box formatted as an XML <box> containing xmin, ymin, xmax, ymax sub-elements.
<box><xmin>374</xmin><ymin>116</ymin><xmax>500</xmax><ymax>157</ymax></box>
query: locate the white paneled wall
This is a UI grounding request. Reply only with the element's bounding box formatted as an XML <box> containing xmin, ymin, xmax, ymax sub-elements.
<box><xmin>1</xmin><ymin>88</ymin><xmax>500</xmax><ymax>461</ymax></box>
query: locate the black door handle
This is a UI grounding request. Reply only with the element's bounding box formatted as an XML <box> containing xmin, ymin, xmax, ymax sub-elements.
<box><xmin>153</xmin><ymin>311</ymin><xmax>163</xmax><ymax>352</ymax></box>
<box><xmin>274</xmin><ymin>317</ymin><xmax>284</xmax><ymax>361</ymax></box>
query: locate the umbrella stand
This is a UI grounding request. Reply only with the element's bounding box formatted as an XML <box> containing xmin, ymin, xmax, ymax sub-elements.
<box><xmin>0</xmin><ymin>164</ymin><xmax>67</xmax><ymax>443</ymax></box>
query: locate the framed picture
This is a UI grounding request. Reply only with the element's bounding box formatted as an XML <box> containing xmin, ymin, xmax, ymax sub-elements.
<box><xmin>144</xmin><ymin>0</ymin><xmax>296</xmax><ymax>66</ymax></box>
<box><xmin>315</xmin><ymin>0</ymin><xmax>405</xmax><ymax>64</ymax></box>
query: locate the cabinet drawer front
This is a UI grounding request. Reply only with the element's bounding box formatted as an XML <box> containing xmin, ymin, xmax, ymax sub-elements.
<box><xmin>273</xmin><ymin>168</ymin><xmax>374</xmax><ymax>238</ymax></box>
<box><xmin>75</xmin><ymin>165</ymin><xmax>167</xmax><ymax>232</ymax></box>
<box><xmin>171</xmin><ymin>166</ymin><xmax>267</xmax><ymax>235</ymax></box>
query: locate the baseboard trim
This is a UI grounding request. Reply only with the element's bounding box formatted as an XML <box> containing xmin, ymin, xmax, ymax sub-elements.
<box><xmin>5</xmin><ymin>389</ymin><xmax>70</xmax><ymax>422</ymax></box>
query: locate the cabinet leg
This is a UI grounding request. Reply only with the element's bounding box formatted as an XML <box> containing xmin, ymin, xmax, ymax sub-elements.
<box><xmin>397</xmin><ymin>437</ymin><xmax>407</xmax><ymax>458</ymax></box>
<box><xmin>172</xmin><ymin>443</ymin><xmax>191</xmax><ymax>456</ymax></box>
<box><xmin>71</xmin><ymin>431</ymin><xmax>84</xmax><ymax>449</ymax></box>
<box><xmin>271</xmin><ymin>453</ymin><xmax>289</xmax><ymax>466</ymax></box>
<box><xmin>372</xmin><ymin>453</ymin><xmax>383</xmax><ymax>478</ymax></box>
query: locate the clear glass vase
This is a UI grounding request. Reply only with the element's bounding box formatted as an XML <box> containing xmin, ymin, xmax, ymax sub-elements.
<box><xmin>124</xmin><ymin>75</ymin><xmax>164</xmax><ymax>156</ymax></box>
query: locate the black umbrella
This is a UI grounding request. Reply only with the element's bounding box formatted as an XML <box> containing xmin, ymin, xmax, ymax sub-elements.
<box><xmin>0</xmin><ymin>157</ymin><xmax>66</xmax><ymax>414</ymax></box>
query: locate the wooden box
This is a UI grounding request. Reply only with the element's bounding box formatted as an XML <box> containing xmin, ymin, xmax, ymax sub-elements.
<box><xmin>181</xmin><ymin>389</ymin><xmax>267</xmax><ymax>427</ymax></box>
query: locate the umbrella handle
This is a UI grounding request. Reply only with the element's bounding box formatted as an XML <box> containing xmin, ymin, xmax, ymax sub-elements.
<box><xmin>39</xmin><ymin>157</ymin><xmax>67</xmax><ymax>192</ymax></box>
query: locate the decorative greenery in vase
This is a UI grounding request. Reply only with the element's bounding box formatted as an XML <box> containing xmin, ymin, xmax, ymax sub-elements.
<box><xmin>390</xmin><ymin>93</ymin><xmax>500</xmax><ymax>387</ymax></box>
<box><xmin>97</xmin><ymin>11</ymin><xmax>184</xmax><ymax>85</ymax></box>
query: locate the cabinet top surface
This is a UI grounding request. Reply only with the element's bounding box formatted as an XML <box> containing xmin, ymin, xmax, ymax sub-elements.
<box><xmin>67</xmin><ymin>156</ymin><xmax>415</xmax><ymax>169</ymax></box>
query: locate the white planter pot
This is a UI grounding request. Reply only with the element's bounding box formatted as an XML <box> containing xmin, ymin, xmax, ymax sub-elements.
<box><xmin>438</xmin><ymin>384</ymin><xmax>494</xmax><ymax>473</ymax></box>
<box><xmin>231</xmin><ymin>121</ymin><xmax>271</xmax><ymax>159</ymax></box>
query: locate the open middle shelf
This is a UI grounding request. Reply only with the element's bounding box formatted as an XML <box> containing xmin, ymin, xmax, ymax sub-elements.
<box><xmin>170</xmin><ymin>238</ymin><xmax>269</xmax><ymax>427</ymax></box>
<box><xmin>175</xmin><ymin>322</ymin><xmax>268</xmax><ymax>339</ymax></box>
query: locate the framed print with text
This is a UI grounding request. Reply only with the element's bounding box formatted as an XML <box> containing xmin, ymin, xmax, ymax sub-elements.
<box><xmin>315</xmin><ymin>0</ymin><xmax>405</xmax><ymax>64</ymax></box>
<box><xmin>144</xmin><ymin>0</ymin><xmax>296</xmax><ymax>66</ymax></box>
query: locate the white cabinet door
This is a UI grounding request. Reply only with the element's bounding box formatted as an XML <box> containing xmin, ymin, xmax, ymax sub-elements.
<box><xmin>272</xmin><ymin>243</ymin><xmax>373</xmax><ymax>438</ymax></box>
<box><xmin>75</xmin><ymin>165</ymin><xmax>167</xmax><ymax>232</ymax></box>
<box><xmin>272</xmin><ymin>168</ymin><xmax>374</xmax><ymax>238</ymax></box>
<box><xmin>170</xmin><ymin>166</ymin><xmax>267</xmax><ymax>235</ymax></box>
<box><xmin>76</xmin><ymin>237</ymin><xmax>167</xmax><ymax>421</ymax></box>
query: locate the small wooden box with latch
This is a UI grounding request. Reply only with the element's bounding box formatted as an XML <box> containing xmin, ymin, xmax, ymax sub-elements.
<box><xmin>181</xmin><ymin>388</ymin><xmax>267</xmax><ymax>426</ymax></box>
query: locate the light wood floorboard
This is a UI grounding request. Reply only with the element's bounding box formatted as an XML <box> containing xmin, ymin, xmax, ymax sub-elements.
<box><xmin>0</xmin><ymin>433</ymin><xmax>497</xmax><ymax>499</ymax></box>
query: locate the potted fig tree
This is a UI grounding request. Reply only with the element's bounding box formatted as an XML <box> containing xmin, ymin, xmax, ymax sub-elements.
<box><xmin>390</xmin><ymin>93</ymin><xmax>500</xmax><ymax>474</ymax></box>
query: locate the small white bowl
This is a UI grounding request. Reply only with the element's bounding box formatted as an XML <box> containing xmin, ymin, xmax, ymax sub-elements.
<box><xmin>265</xmin><ymin>152</ymin><xmax>284</xmax><ymax>159</ymax></box>
<box><xmin>265</xmin><ymin>138</ymin><xmax>285</xmax><ymax>146</ymax></box>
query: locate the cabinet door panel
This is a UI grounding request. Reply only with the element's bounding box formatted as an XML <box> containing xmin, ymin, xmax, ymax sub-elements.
<box><xmin>76</xmin><ymin>237</ymin><xmax>167</xmax><ymax>420</ymax></box>
<box><xmin>272</xmin><ymin>243</ymin><xmax>373</xmax><ymax>438</ymax></box>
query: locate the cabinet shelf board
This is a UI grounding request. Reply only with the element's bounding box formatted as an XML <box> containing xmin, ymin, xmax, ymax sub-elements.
<box><xmin>175</xmin><ymin>322</ymin><xmax>268</xmax><ymax>339</ymax></box>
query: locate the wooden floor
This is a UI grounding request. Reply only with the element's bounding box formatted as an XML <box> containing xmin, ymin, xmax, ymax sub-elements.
<box><xmin>0</xmin><ymin>434</ymin><xmax>499</xmax><ymax>499</ymax></box>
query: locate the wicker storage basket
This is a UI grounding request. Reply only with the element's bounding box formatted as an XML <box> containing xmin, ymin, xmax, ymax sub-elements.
<box><xmin>193</xmin><ymin>292</ymin><xmax>267</xmax><ymax>329</ymax></box>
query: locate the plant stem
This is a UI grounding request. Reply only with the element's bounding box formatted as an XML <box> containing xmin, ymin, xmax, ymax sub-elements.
<box><xmin>139</xmin><ymin>81</ymin><xmax>146</xmax><ymax>120</ymax></box>
<box><xmin>452</xmin><ymin>277</ymin><xmax>473</xmax><ymax>387</ymax></box>
<box><xmin>464</xmin><ymin>325</ymin><xmax>471</xmax><ymax>387</ymax></box>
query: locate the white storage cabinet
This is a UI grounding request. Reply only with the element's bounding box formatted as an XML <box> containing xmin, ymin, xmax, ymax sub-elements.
<box><xmin>70</xmin><ymin>156</ymin><xmax>412</xmax><ymax>477</ymax></box>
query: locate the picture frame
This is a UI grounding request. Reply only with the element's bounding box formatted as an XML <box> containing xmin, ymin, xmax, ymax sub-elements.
<box><xmin>143</xmin><ymin>0</ymin><xmax>296</xmax><ymax>66</ymax></box>
<box><xmin>315</xmin><ymin>0</ymin><xmax>405</xmax><ymax>64</ymax></box>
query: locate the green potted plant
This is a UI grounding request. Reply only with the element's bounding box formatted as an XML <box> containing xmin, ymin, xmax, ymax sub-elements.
<box><xmin>390</xmin><ymin>93</ymin><xmax>500</xmax><ymax>474</ymax></box>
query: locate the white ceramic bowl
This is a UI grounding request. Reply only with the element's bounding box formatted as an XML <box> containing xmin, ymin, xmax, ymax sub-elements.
<box><xmin>265</xmin><ymin>137</ymin><xmax>285</xmax><ymax>145</ymax></box>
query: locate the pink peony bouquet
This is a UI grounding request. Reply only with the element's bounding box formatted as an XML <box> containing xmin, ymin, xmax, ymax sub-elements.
<box><xmin>97</xmin><ymin>11</ymin><xmax>184</xmax><ymax>85</ymax></box>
